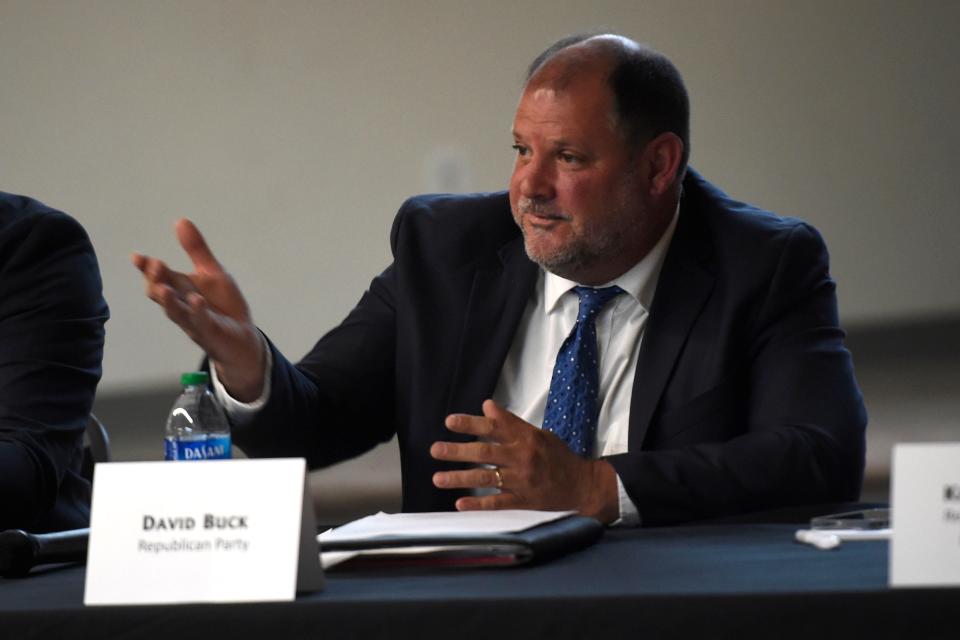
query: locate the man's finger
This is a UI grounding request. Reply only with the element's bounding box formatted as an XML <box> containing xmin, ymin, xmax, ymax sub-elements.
<box><xmin>133</xmin><ymin>254</ymin><xmax>170</xmax><ymax>283</ymax></box>
<box><xmin>153</xmin><ymin>288</ymin><xmax>227</xmax><ymax>353</ymax></box>
<box><xmin>430</xmin><ymin>440</ymin><xmax>501</xmax><ymax>465</ymax></box>
<box><xmin>444</xmin><ymin>403</ymin><xmax>523</xmax><ymax>441</ymax></box>
<box><xmin>130</xmin><ymin>252</ymin><xmax>148</xmax><ymax>272</ymax></box>
<box><xmin>136</xmin><ymin>254</ymin><xmax>197</xmax><ymax>296</ymax></box>
<box><xmin>482</xmin><ymin>398</ymin><xmax>512</xmax><ymax>422</ymax></box>
<box><xmin>144</xmin><ymin>280</ymin><xmax>177</xmax><ymax>307</ymax></box>
<box><xmin>443</xmin><ymin>413</ymin><xmax>496</xmax><ymax>438</ymax></box>
<box><xmin>154</xmin><ymin>284</ymin><xmax>196</xmax><ymax>331</ymax></box>
<box><xmin>183</xmin><ymin>291</ymin><xmax>246</xmax><ymax>360</ymax></box>
<box><xmin>183</xmin><ymin>291</ymin><xmax>223</xmax><ymax>340</ymax></box>
<box><xmin>176</xmin><ymin>218</ymin><xmax>222</xmax><ymax>273</ymax></box>
<box><xmin>432</xmin><ymin>467</ymin><xmax>503</xmax><ymax>490</ymax></box>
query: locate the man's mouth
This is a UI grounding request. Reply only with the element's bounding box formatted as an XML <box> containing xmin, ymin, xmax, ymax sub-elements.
<box><xmin>519</xmin><ymin>204</ymin><xmax>569</xmax><ymax>225</ymax></box>
<box><xmin>525</xmin><ymin>210</ymin><xmax>568</xmax><ymax>231</ymax></box>
<box><xmin>514</xmin><ymin>198</ymin><xmax>571</xmax><ymax>230</ymax></box>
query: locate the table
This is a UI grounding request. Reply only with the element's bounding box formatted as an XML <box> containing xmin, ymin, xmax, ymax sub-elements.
<box><xmin>1</xmin><ymin>521</ymin><xmax>957</xmax><ymax>639</ymax></box>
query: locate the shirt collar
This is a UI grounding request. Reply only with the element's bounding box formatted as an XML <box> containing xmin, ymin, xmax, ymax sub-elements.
<box><xmin>543</xmin><ymin>202</ymin><xmax>680</xmax><ymax>315</ymax></box>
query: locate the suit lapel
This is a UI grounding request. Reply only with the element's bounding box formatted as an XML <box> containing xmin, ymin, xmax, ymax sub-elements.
<box><xmin>628</xmin><ymin>198</ymin><xmax>716</xmax><ymax>452</ymax></box>
<box><xmin>445</xmin><ymin>237</ymin><xmax>538</xmax><ymax>419</ymax></box>
<box><xmin>441</xmin><ymin>190</ymin><xmax>716</xmax><ymax>452</ymax></box>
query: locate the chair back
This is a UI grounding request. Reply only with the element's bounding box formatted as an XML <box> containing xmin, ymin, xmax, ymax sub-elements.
<box><xmin>81</xmin><ymin>414</ymin><xmax>111</xmax><ymax>481</ymax></box>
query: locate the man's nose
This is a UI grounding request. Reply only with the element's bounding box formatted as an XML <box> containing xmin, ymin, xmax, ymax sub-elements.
<box><xmin>516</xmin><ymin>157</ymin><xmax>556</xmax><ymax>201</ymax></box>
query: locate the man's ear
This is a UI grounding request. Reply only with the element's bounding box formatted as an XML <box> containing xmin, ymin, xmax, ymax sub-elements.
<box><xmin>643</xmin><ymin>132</ymin><xmax>684</xmax><ymax>197</ymax></box>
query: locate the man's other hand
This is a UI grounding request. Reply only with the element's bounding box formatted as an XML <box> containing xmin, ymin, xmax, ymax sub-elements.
<box><xmin>131</xmin><ymin>218</ymin><xmax>265</xmax><ymax>402</ymax></box>
<box><xmin>430</xmin><ymin>399</ymin><xmax>619</xmax><ymax>523</ymax></box>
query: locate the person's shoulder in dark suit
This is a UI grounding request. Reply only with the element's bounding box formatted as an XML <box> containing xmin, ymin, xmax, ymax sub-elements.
<box><xmin>682</xmin><ymin>168</ymin><xmax>826</xmax><ymax>256</ymax></box>
<box><xmin>619</xmin><ymin>170</ymin><xmax>866</xmax><ymax>524</ymax></box>
<box><xmin>387</xmin><ymin>191</ymin><xmax>517</xmax><ymax>265</ymax></box>
<box><xmin>680</xmin><ymin>168</ymin><xmax>846</xmax><ymax>341</ymax></box>
<box><xmin>0</xmin><ymin>191</ymin><xmax>109</xmax><ymax>533</ymax></box>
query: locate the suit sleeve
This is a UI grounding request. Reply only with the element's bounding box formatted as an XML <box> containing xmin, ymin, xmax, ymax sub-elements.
<box><xmin>607</xmin><ymin>223</ymin><xmax>867</xmax><ymax>525</ymax></box>
<box><xmin>0</xmin><ymin>212</ymin><xmax>108</xmax><ymax>530</ymax></box>
<box><xmin>230</xmin><ymin>208</ymin><xmax>405</xmax><ymax>469</ymax></box>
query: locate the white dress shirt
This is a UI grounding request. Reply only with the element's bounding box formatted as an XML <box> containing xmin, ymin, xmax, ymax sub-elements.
<box><xmin>491</xmin><ymin>209</ymin><xmax>678</xmax><ymax>525</ymax></box>
<box><xmin>213</xmin><ymin>208</ymin><xmax>679</xmax><ymax>526</ymax></box>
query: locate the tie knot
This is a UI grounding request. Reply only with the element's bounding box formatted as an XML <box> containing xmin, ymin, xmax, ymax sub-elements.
<box><xmin>573</xmin><ymin>285</ymin><xmax>623</xmax><ymax>322</ymax></box>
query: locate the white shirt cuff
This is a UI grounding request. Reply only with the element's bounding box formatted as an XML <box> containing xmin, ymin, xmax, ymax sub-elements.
<box><xmin>611</xmin><ymin>473</ymin><xmax>641</xmax><ymax>527</ymax></box>
<box><xmin>210</xmin><ymin>333</ymin><xmax>273</xmax><ymax>426</ymax></box>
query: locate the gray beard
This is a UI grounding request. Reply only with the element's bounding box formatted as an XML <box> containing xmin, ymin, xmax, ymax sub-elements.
<box><xmin>513</xmin><ymin>179</ymin><xmax>640</xmax><ymax>281</ymax></box>
<box><xmin>519</xmin><ymin>222</ymin><xmax>623</xmax><ymax>280</ymax></box>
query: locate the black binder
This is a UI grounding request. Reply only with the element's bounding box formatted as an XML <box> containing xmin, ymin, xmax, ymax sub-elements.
<box><xmin>320</xmin><ymin>514</ymin><xmax>604</xmax><ymax>569</ymax></box>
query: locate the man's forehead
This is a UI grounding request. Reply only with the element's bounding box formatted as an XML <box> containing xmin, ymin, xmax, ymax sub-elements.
<box><xmin>512</xmin><ymin>88</ymin><xmax>618</xmax><ymax>141</ymax></box>
<box><xmin>512</xmin><ymin>45</ymin><xmax>620</xmax><ymax>138</ymax></box>
<box><xmin>526</xmin><ymin>85</ymin><xmax>562</xmax><ymax>103</ymax></box>
<box><xmin>524</xmin><ymin>58</ymin><xmax>612</xmax><ymax>106</ymax></box>
<box><xmin>528</xmin><ymin>55</ymin><xmax>611</xmax><ymax>93</ymax></box>
<box><xmin>516</xmin><ymin>72</ymin><xmax>613</xmax><ymax>118</ymax></box>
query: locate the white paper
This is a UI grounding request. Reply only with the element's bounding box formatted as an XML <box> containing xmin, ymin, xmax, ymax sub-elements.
<box><xmin>319</xmin><ymin>509</ymin><xmax>574</xmax><ymax>544</ymax></box>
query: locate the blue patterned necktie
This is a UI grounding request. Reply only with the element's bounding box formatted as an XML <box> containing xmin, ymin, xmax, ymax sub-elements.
<box><xmin>542</xmin><ymin>285</ymin><xmax>623</xmax><ymax>457</ymax></box>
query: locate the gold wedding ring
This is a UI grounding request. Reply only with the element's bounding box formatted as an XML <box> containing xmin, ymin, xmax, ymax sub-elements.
<box><xmin>492</xmin><ymin>466</ymin><xmax>504</xmax><ymax>489</ymax></box>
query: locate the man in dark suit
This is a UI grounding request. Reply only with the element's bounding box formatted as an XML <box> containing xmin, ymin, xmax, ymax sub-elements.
<box><xmin>134</xmin><ymin>34</ymin><xmax>866</xmax><ymax>525</ymax></box>
<box><xmin>0</xmin><ymin>192</ymin><xmax>109</xmax><ymax>532</ymax></box>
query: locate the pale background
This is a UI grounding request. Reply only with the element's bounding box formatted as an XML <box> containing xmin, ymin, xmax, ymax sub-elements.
<box><xmin>1</xmin><ymin>0</ymin><xmax>957</xmax><ymax>516</ymax></box>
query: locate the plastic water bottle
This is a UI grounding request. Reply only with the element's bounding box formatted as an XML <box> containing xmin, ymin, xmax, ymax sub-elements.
<box><xmin>164</xmin><ymin>371</ymin><xmax>232</xmax><ymax>461</ymax></box>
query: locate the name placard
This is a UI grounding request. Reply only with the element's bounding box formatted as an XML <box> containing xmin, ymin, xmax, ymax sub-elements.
<box><xmin>890</xmin><ymin>443</ymin><xmax>960</xmax><ymax>587</ymax></box>
<box><xmin>84</xmin><ymin>458</ymin><xmax>323</xmax><ymax>605</ymax></box>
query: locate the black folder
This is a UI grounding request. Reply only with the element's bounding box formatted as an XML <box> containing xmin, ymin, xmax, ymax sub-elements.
<box><xmin>320</xmin><ymin>514</ymin><xmax>604</xmax><ymax>569</ymax></box>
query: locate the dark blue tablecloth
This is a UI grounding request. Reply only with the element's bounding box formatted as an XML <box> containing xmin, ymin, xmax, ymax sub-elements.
<box><xmin>0</xmin><ymin>521</ymin><xmax>956</xmax><ymax>639</ymax></box>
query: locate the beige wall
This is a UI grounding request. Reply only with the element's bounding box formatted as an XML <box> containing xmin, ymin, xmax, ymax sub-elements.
<box><xmin>2</xmin><ymin>0</ymin><xmax>958</xmax><ymax>392</ymax></box>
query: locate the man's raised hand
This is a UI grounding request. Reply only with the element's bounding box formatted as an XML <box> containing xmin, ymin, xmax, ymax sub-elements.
<box><xmin>131</xmin><ymin>218</ymin><xmax>265</xmax><ymax>401</ymax></box>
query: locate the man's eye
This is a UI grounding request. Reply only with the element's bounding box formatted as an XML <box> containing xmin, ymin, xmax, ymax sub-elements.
<box><xmin>559</xmin><ymin>152</ymin><xmax>581</xmax><ymax>164</ymax></box>
<box><xmin>512</xmin><ymin>144</ymin><xmax>529</xmax><ymax>157</ymax></box>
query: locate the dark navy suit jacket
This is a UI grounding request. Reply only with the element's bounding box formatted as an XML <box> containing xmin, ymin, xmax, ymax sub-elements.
<box><xmin>233</xmin><ymin>170</ymin><xmax>867</xmax><ymax>526</ymax></box>
<box><xmin>0</xmin><ymin>192</ymin><xmax>108</xmax><ymax>532</ymax></box>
